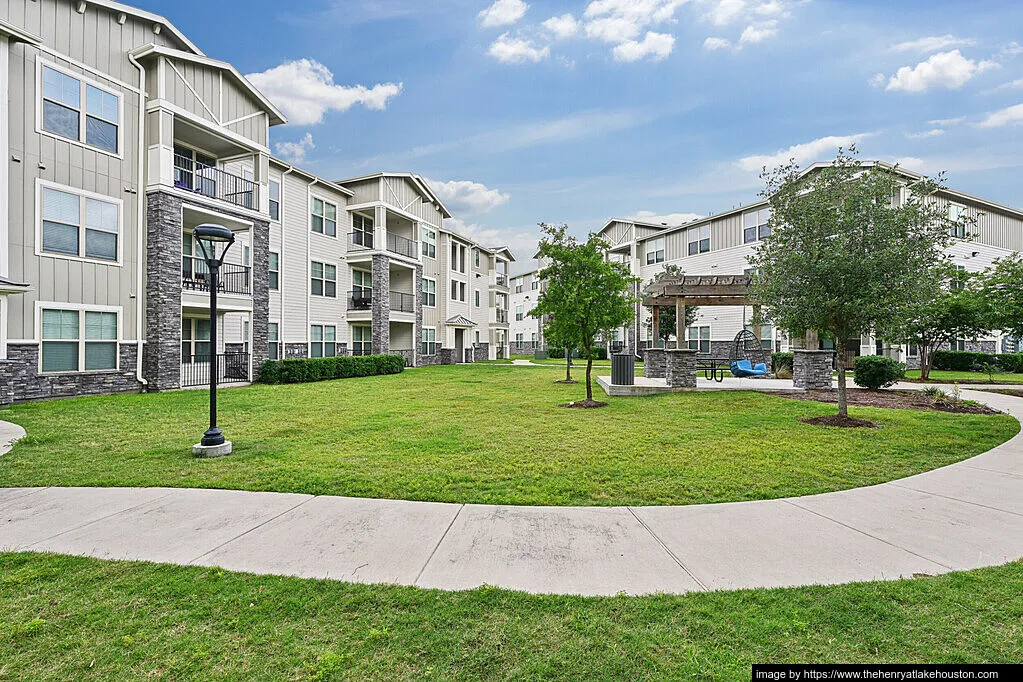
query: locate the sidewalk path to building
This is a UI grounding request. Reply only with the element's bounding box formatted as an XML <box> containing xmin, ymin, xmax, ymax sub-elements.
<box><xmin>1</xmin><ymin>386</ymin><xmax>1021</xmax><ymax>597</ymax></box>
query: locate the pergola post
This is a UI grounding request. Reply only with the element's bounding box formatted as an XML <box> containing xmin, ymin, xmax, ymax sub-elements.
<box><xmin>676</xmin><ymin>298</ymin><xmax>685</xmax><ymax>349</ymax></box>
<box><xmin>651</xmin><ymin>306</ymin><xmax>660</xmax><ymax>348</ymax></box>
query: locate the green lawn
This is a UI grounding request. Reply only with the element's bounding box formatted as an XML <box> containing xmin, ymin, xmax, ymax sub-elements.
<box><xmin>0</xmin><ymin>365</ymin><xmax>1015</xmax><ymax>506</ymax></box>
<box><xmin>1</xmin><ymin>553</ymin><xmax>1020</xmax><ymax>680</ymax></box>
<box><xmin>904</xmin><ymin>369</ymin><xmax>1023</xmax><ymax>384</ymax></box>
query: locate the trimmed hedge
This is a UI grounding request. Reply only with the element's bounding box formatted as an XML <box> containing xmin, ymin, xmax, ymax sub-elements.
<box><xmin>853</xmin><ymin>355</ymin><xmax>906</xmax><ymax>390</ymax></box>
<box><xmin>771</xmin><ymin>352</ymin><xmax>794</xmax><ymax>373</ymax></box>
<box><xmin>548</xmin><ymin>347</ymin><xmax>608</xmax><ymax>360</ymax></box>
<box><xmin>259</xmin><ymin>354</ymin><xmax>405</xmax><ymax>384</ymax></box>
<box><xmin>932</xmin><ymin>350</ymin><xmax>1023</xmax><ymax>373</ymax></box>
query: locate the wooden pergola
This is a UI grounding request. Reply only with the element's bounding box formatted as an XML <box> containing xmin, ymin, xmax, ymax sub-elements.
<box><xmin>642</xmin><ymin>274</ymin><xmax>762</xmax><ymax>344</ymax></box>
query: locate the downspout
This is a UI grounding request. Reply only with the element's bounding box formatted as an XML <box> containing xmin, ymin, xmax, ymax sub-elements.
<box><xmin>281</xmin><ymin>166</ymin><xmax>295</xmax><ymax>355</ymax></box>
<box><xmin>128</xmin><ymin>52</ymin><xmax>148</xmax><ymax>388</ymax></box>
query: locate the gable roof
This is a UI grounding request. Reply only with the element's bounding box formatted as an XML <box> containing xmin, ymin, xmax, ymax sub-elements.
<box><xmin>86</xmin><ymin>0</ymin><xmax>205</xmax><ymax>55</ymax></box>
<box><xmin>0</xmin><ymin>18</ymin><xmax>41</xmax><ymax>44</ymax></box>
<box><xmin>336</xmin><ymin>172</ymin><xmax>452</xmax><ymax>219</ymax></box>
<box><xmin>445</xmin><ymin>315</ymin><xmax>477</xmax><ymax>328</ymax></box>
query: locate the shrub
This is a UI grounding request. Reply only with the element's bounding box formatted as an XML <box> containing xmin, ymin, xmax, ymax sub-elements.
<box><xmin>996</xmin><ymin>353</ymin><xmax>1023</xmax><ymax>373</ymax></box>
<box><xmin>771</xmin><ymin>352</ymin><xmax>794</xmax><ymax>373</ymax></box>
<box><xmin>931</xmin><ymin>350</ymin><xmax>1022</xmax><ymax>373</ymax></box>
<box><xmin>259</xmin><ymin>354</ymin><xmax>405</xmax><ymax>384</ymax></box>
<box><xmin>548</xmin><ymin>347</ymin><xmax>565</xmax><ymax>359</ymax></box>
<box><xmin>581</xmin><ymin>347</ymin><xmax>608</xmax><ymax>361</ymax></box>
<box><xmin>853</xmin><ymin>355</ymin><xmax>905</xmax><ymax>389</ymax></box>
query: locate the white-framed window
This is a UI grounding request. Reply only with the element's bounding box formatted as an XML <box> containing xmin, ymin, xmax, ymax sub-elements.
<box><xmin>311</xmin><ymin>261</ymin><xmax>337</xmax><ymax>297</ymax></box>
<box><xmin>451</xmin><ymin>242</ymin><xmax>467</xmax><ymax>273</ymax></box>
<box><xmin>688</xmin><ymin>225</ymin><xmax>711</xmax><ymax>255</ymax></box>
<box><xmin>687</xmin><ymin>325</ymin><xmax>711</xmax><ymax>353</ymax></box>
<box><xmin>269</xmin><ymin>180</ymin><xmax>281</xmax><ymax>221</ymax></box>
<box><xmin>421</xmin><ymin>327</ymin><xmax>437</xmax><ymax>355</ymax></box>
<box><xmin>310</xmin><ymin>324</ymin><xmax>336</xmax><ymax>358</ymax></box>
<box><xmin>474</xmin><ymin>290</ymin><xmax>480</xmax><ymax>307</ymax></box>
<box><xmin>760</xmin><ymin>324</ymin><xmax>773</xmax><ymax>351</ymax></box>
<box><xmin>949</xmin><ymin>202</ymin><xmax>967</xmax><ymax>238</ymax></box>
<box><xmin>646</xmin><ymin>238</ymin><xmax>665</xmax><ymax>265</ymax></box>
<box><xmin>515</xmin><ymin>278</ymin><xmax>523</xmax><ymax>293</ymax></box>
<box><xmin>352</xmin><ymin>325</ymin><xmax>371</xmax><ymax>355</ymax></box>
<box><xmin>515</xmin><ymin>333</ymin><xmax>524</xmax><ymax>344</ymax></box>
<box><xmin>40</xmin><ymin>306</ymin><xmax>119</xmax><ymax>373</ymax></box>
<box><xmin>531</xmin><ymin>278</ymin><xmax>539</xmax><ymax>290</ymax></box>
<box><xmin>531</xmin><ymin>332</ymin><xmax>538</xmax><ymax>343</ymax></box>
<box><xmin>515</xmin><ymin>304</ymin><xmax>524</xmax><ymax>321</ymax></box>
<box><xmin>311</xmin><ymin>197</ymin><xmax>337</xmax><ymax>237</ymax></box>
<box><xmin>352</xmin><ymin>213</ymin><xmax>373</xmax><ymax>247</ymax></box>
<box><xmin>474</xmin><ymin>249</ymin><xmax>480</xmax><ymax>268</ymax></box>
<box><xmin>181</xmin><ymin>317</ymin><xmax>211</xmax><ymax>363</ymax></box>
<box><xmin>908</xmin><ymin>344</ymin><xmax>919</xmax><ymax>357</ymax></box>
<box><xmin>422</xmin><ymin>278</ymin><xmax>437</xmax><ymax>307</ymax></box>
<box><xmin>242</xmin><ymin>320</ymin><xmax>250</xmax><ymax>354</ymax></box>
<box><xmin>422</xmin><ymin>228</ymin><xmax>437</xmax><ymax>259</ymax></box>
<box><xmin>39</xmin><ymin>61</ymin><xmax>121</xmax><ymax>155</ymax></box>
<box><xmin>269</xmin><ymin>252</ymin><xmax>280</xmax><ymax>290</ymax></box>
<box><xmin>38</xmin><ymin>182</ymin><xmax>121</xmax><ymax>264</ymax></box>
<box><xmin>268</xmin><ymin>322</ymin><xmax>281</xmax><ymax>360</ymax></box>
<box><xmin>743</xmin><ymin>208</ymin><xmax>771</xmax><ymax>244</ymax></box>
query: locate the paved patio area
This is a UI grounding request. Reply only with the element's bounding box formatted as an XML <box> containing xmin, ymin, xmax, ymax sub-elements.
<box><xmin>1</xmin><ymin>387</ymin><xmax>1021</xmax><ymax>596</ymax></box>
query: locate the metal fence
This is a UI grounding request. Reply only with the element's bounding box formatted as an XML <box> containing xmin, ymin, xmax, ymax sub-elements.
<box><xmin>181</xmin><ymin>352</ymin><xmax>250</xmax><ymax>388</ymax></box>
<box><xmin>182</xmin><ymin>258</ymin><xmax>251</xmax><ymax>295</ymax></box>
<box><xmin>390</xmin><ymin>349</ymin><xmax>415</xmax><ymax>367</ymax></box>
<box><xmin>349</xmin><ymin>230</ymin><xmax>373</xmax><ymax>250</ymax></box>
<box><xmin>348</xmin><ymin>289</ymin><xmax>373</xmax><ymax>310</ymax></box>
<box><xmin>390</xmin><ymin>291</ymin><xmax>415</xmax><ymax>313</ymax></box>
<box><xmin>387</xmin><ymin>233</ymin><xmax>418</xmax><ymax>259</ymax></box>
<box><xmin>174</xmin><ymin>154</ymin><xmax>257</xmax><ymax>210</ymax></box>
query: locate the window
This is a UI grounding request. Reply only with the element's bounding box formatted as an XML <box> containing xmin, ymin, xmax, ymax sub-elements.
<box><xmin>687</xmin><ymin>325</ymin><xmax>711</xmax><ymax>353</ymax></box>
<box><xmin>951</xmin><ymin>265</ymin><xmax>967</xmax><ymax>291</ymax></box>
<box><xmin>174</xmin><ymin>145</ymin><xmax>217</xmax><ymax>195</ymax></box>
<box><xmin>646</xmin><ymin>238</ymin><xmax>665</xmax><ymax>265</ymax></box>
<box><xmin>181</xmin><ymin>318</ymin><xmax>211</xmax><ymax>363</ymax></box>
<box><xmin>451</xmin><ymin>243</ymin><xmax>467</xmax><ymax>273</ymax></box>
<box><xmin>515</xmin><ymin>305</ymin><xmax>524</xmax><ymax>322</ymax></box>
<box><xmin>243</xmin><ymin>320</ymin><xmax>251</xmax><ymax>354</ymax></box>
<box><xmin>688</xmin><ymin>225</ymin><xmax>710</xmax><ymax>255</ymax></box>
<box><xmin>743</xmin><ymin>208</ymin><xmax>771</xmax><ymax>243</ymax></box>
<box><xmin>352</xmin><ymin>270</ymin><xmax>371</xmax><ymax>307</ymax></box>
<box><xmin>353</xmin><ymin>213</ymin><xmax>373</xmax><ymax>247</ymax></box>
<box><xmin>474</xmin><ymin>249</ymin><xmax>480</xmax><ymax>268</ymax></box>
<box><xmin>41</xmin><ymin>308</ymin><xmax>117</xmax><ymax>372</ymax></box>
<box><xmin>40</xmin><ymin>185</ymin><xmax>119</xmax><ymax>262</ymax></box>
<box><xmin>310</xmin><ymin>325</ymin><xmax>336</xmax><ymax>358</ymax></box>
<box><xmin>515</xmin><ymin>333</ymin><xmax>524</xmax><ymax>345</ymax></box>
<box><xmin>311</xmin><ymin>197</ymin><xmax>337</xmax><ymax>237</ymax></box>
<box><xmin>949</xmin><ymin>203</ymin><xmax>967</xmax><ymax>238</ymax></box>
<box><xmin>269</xmin><ymin>180</ymin><xmax>280</xmax><ymax>221</ymax></box>
<box><xmin>422</xmin><ymin>229</ymin><xmax>437</xmax><ymax>258</ymax></box>
<box><xmin>449</xmin><ymin>281</ymin><xmax>466</xmax><ymax>302</ymax></box>
<box><xmin>268</xmin><ymin>322</ymin><xmax>281</xmax><ymax>360</ymax></box>
<box><xmin>41</xmin><ymin>64</ymin><xmax>120</xmax><ymax>154</ymax></box>
<box><xmin>421</xmin><ymin>327</ymin><xmax>437</xmax><ymax>355</ymax></box>
<box><xmin>515</xmin><ymin>278</ymin><xmax>524</xmax><ymax>294</ymax></box>
<box><xmin>474</xmin><ymin>290</ymin><xmax>480</xmax><ymax>307</ymax></box>
<box><xmin>269</xmin><ymin>252</ymin><xmax>280</xmax><ymax>290</ymax></box>
<box><xmin>908</xmin><ymin>344</ymin><xmax>919</xmax><ymax>357</ymax></box>
<box><xmin>760</xmin><ymin>324</ymin><xmax>773</xmax><ymax>351</ymax></box>
<box><xmin>311</xmin><ymin>261</ymin><xmax>337</xmax><ymax>297</ymax></box>
<box><xmin>352</xmin><ymin>326</ymin><xmax>371</xmax><ymax>355</ymax></box>
<box><xmin>531</xmin><ymin>279</ymin><xmax>539</xmax><ymax>290</ymax></box>
<box><xmin>422</xmin><ymin>278</ymin><xmax>437</xmax><ymax>307</ymax></box>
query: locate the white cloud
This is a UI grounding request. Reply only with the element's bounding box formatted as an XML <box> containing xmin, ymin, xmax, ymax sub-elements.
<box><xmin>978</xmin><ymin>102</ymin><xmax>1023</xmax><ymax>128</ymax></box>
<box><xmin>905</xmin><ymin>128</ymin><xmax>945</xmax><ymax>139</ymax></box>
<box><xmin>631</xmin><ymin>210</ymin><xmax>703</xmax><ymax>226</ymax></box>
<box><xmin>705</xmin><ymin>0</ymin><xmax>745</xmax><ymax>26</ymax></box>
<box><xmin>928</xmin><ymin>115</ymin><xmax>966</xmax><ymax>126</ymax></box>
<box><xmin>582</xmin><ymin>0</ymin><xmax>686</xmax><ymax>46</ymax></box>
<box><xmin>445</xmin><ymin>217</ymin><xmax>538</xmax><ymax>262</ymax></box>
<box><xmin>542</xmin><ymin>13</ymin><xmax>580</xmax><ymax>39</ymax></box>
<box><xmin>275</xmin><ymin>133</ymin><xmax>315</xmax><ymax>164</ymax></box>
<box><xmin>868</xmin><ymin>73</ymin><xmax>887</xmax><ymax>88</ymax></box>
<box><xmin>703</xmin><ymin>36</ymin><xmax>731</xmax><ymax>50</ymax></box>
<box><xmin>999</xmin><ymin>41</ymin><xmax>1023</xmax><ymax>58</ymax></box>
<box><xmin>992</xmin><ymin>78</ymin><xmax>1023</xmax><ymax>92</ymax></box>
<box><xmin>890</xmin><ymin>34</ymin><xmax>975</xmax><ymax>54</ymax></box>
<box><xmin>737</xmin><ymin>133</ymin><xmax>877</xmax><ymax>172</ymax></box>
<box><xmin>426</xmin><ymin>179</ymin><xmax>510</xmax><ymax>215</ymax></box>
<box><xmin>884</xmin><ymin>51</ymin><xmax>998</xmax><ymax>93</ymax></box>
<box><xmin>738</xmin><ymin>20</ymin><xmax>778</xmax><ymax>45</ymax></box>
<box><xmin>246</xmin><ymin>59</ymin><xmax>402</xmax><ymax>126</ymax></box>
<box><xmin>487</xmin><ymin>33</ymin><xmax>550</xmax><ymax>63</ymax></box>
<box><xmin>479</xmin><ymin>0</ymin><xmax>529</xmax><ymax>28</ymax></box>
<box><xmin>893</xmin><ymin>157</ymin><xmax>926</xmax><ymax>171</ymax></box>
<box><xmin>613</xmin><ymin>32</ymin><xmax>675</xmax><ymax>62</ymax></box>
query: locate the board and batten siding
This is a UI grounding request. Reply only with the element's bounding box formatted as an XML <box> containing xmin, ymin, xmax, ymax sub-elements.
<box><xmin>382</xmin><ymin>176</ymin><xmax>443</xmax><ymax>227</ymax></box>
<box><xmin>341</xmin><ymin>178</ymin><xmax>380</xmax><ymax>206</ymax></box>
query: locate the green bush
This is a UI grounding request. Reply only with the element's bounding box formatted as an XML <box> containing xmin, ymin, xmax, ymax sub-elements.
<box><xmin>996</xmin><ymin>353</ymin><xmax>1023</xmax><ymax>373</ymax></box>
<box><xmin>771</xmin><ymin>352</ymin><xmax>794</xmax><ymax>373</ymax></box>
<box><xmin>259</xmin><ymin>354</ymin><xmax>405</xmax><ymax>384</ymax></box>
<box><xmin>853</xmin><ymin>355</ymin><xmax>905</xmax><ymax>389</ymax></box>
<box><xmin>548</xmin><ymin>347</ymin><xmax>565</xmax><ymax>359</ymax></box>
<box><xmin>930</xmin><ymin>350</ymin><xmax>1023</xmax><ymax>372</ymax></box>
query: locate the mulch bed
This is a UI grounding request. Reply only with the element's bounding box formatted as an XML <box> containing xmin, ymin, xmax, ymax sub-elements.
<box><xmin>767</xmin><ymin>389</ymin><xmax>1001</xmax><ymax>415</ymax></box>
<box><xmin>559</xmin><ymin>400</ymin><xmax>609</xmax><ymax>409</ymax></box>
<box><xmin>554</xmin><ymin>380</ymin><xmax>579</xmax><ymax>385</ymax></box>
<box><xmin>800</xmin><ymin>415</ymin><xmax>879</xmax><ymax>428</ymax></box>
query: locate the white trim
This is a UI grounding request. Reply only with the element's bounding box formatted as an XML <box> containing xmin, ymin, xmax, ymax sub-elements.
<box><xmin>35</xmin><ymin>44</ymin><xmax>141</xmax><ymax>94</ymax></box>
<box><xmin>34</xmin><ymin>301</ymin><xmax>124</xmax><ymax>374</ymax></box>
<box><xmin>146</xmin><ymin>99</ymin><xmax>271</xmax><ymax>154</ymax></box>
<box><xmin>222</xmin><ymin>110</ymin><xmax>268</xmax><ymax>128</ymax></box>
<box><xmin>422</xmin><ymin>277</ymin><xmax>437</xmax><ymax>308</ymax></box>
<box><xmin>345</xmin><ymin>201</ymin><xmax>439</xmax><ymax>229</ymax></box>
<box><xmin>179</xmin><ymin>201</ymin><xmax>255</xmax><ymax>228</ymax></box>
<box><xmin>35</xmin><ymin>179</ymin><xmax>125</xmax><ymax>267</ymax></box>
<box><xmin>36</xmin><ymin>57</ymin><xmax>125</xmax><ymax>159</ymax></box>
<box><xmin>310</xmin><ymin>194</ymin><xmax>340</xmax><ymax>239</ymax></box>
<box><xmin>0</xmin><ymin>37</ymin><xmax>9</xmax><ymax>284</ymax></box>
<box><xmin>166</xmin><ymin>58</ymin><xmax>220</xmax><ymax>124</ymax></box>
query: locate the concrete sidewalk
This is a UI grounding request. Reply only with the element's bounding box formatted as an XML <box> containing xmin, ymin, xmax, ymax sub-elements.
<box><xmin>1</xmin><ymin>388</ymin><xmax>1021</xmax><ymax>596</ymax></box>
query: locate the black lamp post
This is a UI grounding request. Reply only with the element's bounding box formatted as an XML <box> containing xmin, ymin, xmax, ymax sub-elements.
<box><xmin>192</xmin><ymin>223</ymin><xmax>235</xmax><ymax>453</ymax></box>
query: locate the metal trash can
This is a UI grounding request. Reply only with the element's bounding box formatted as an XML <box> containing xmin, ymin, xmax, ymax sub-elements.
<box><xmin>534</xmin><ymin>349</ymin><xmax>549</xmax><ymax>360</ymax></box>
<box><xmin>611</xmin><ymin>353</ymin><xmax>635</xmax><ymax>386</ymax></box>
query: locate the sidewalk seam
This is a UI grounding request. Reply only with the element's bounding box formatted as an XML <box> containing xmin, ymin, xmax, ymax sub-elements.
<box><xmin>25</xmin><ymin>489</ymin><xmax>176</xmax><ymax>548</ymax></box>
<box><xmin>888</xmin><ymin>482</ymin><xmax>1023</xmax><ymax>518</ymax></box>
<box><xmin>627</xmin><ymin>506</ymin><xmax>708</xmax><ymax>591</ymax></box>
<box><xmin>414</xmin><ymin>504</ymin><xmax>464</xmax><ymax>586</ymax></box>
<box><xmin>187</xmin><ymin>495</ymin><xmax>318</xmax><ymax>565</ymax></box>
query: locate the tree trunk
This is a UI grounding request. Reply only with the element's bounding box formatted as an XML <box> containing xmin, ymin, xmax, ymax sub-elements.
<box><xmin>565</xmin><ymin>346</ymin><xmax>572</xmax><ymax>382</ymax></box>
<box><xmin>586</xmin><ymin>356</ymin><xmax>593</xmax><ymax>402</ymax></box>
<box><xmin>920</xmin><ymin>345</ymin><xmax>931</xmax><ymax>380</ymax></box>
<box><xmin>836</xmin><ymin>337</ymin><xmax>849</xmax><ymax>418</ymax></box>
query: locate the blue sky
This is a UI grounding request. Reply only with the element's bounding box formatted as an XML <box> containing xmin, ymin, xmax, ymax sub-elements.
<box><xmin>139</xmin><ymin>0</ymin><xmax>1023</xmax><ymax>270</ymax></box>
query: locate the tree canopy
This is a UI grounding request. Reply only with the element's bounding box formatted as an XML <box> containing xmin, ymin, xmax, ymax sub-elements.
<box><xmin>980</xmin><ymin>253</ymin><xmax>1023</xmax><ymax>343</ymax></box>
<box><xmin>648</xmin><ymin>264</ymin><xmax>699</xmax><ymax>345</ymax></box>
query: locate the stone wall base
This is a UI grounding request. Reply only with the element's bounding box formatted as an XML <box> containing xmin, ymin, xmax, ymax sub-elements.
<box><xmin>0</xmin><ymin>343</ymin><xmax>142</xmax><ymax>404</ymax></box>
<box><xmin>665</xmin><ymin>348</ymin><xmax>698</xmax><ymax>388</ymax></box>
<box><xmin>644</xmin><ymin>348</ymin><xmax>666</xmax><ymax>379</ymax></box>
<box><xmin>473</xmin><ymin>343</ymin><xmax>489</xmax><ymax>362</ymax></box>
<box><xmin>793</xmin><ymin>350</ymin><xmax>835</xmax><ymax>390</ymax></box>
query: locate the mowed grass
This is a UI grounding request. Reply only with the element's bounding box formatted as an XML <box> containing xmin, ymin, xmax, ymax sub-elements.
<box><xmin>0</xmin><ymin>365</ymin><xmax>1016</xmax><ymax>506</ymax></box>
<box><xmin>904</xmin><ymin>369</ymin><xmax>1023</xmax><ymax>384</ymax></box>
<box><xmin>1</xmin><ymin>553</ymin><xmax>1021</xmax><ymax>680</ymax></box>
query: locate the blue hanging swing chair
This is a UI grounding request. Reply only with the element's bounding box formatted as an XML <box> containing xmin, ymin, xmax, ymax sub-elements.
<box><xmin>730</xmin><ymin>329</ymin><xmax>769</xmax><ymax>377</ymax></box>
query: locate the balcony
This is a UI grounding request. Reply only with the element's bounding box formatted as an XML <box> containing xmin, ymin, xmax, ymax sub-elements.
<box><xmin>182</xmin><ymin>257</ymin><xmax>251</xmax><ymax>296</ymax></box>
<box><xmin>174</xmin><ymin>154</ymin><xmax>258</xmax><ymax>211</ymax></box>
<box><xmin>387</xmin><ymin>232</ymin><xmax>418</xmax><ymax>259</ymax></box>
<box><xmin>390</xmin><ymin>291</ymin><xmax>415</xmax><ymax>313</ymax></box>
<box><xmin>495</xmin><ymin>274</ymin><xmax>508</xmax><ymax>288</ymax></box>
<box><xmin>349</xmin><ymin>230</ymin><xmax>373</xmax><ymax>250</ymax></box>
<box><xmin>389</xmin><ymin>349</ymin><xmax>415</xmax><ymax>367</ymax></box>
<box><xmin>348</xmin><ymin>289</ymin><xmax>372</xmax><ymax>310</ymax></box>
<box><xmin>181</xmin><ymin>352</ymin><xmax>250</xmax><ymax>388</ymax></box>
<box><xmin>495</xmin><ymin>308</ymin><xmax>508</xmax><ymax>324</ymax></box>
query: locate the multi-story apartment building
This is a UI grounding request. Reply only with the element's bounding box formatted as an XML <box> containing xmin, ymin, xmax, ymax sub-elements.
<box><xmin>599</xmin><ymin>161</ymin><xmax>1023</xmax><ymax>366</ymax></box>
<box><xmin>508</xmin><ymin>267</ymin><xmax>543</xmax><ymax>353</ymax></box>
<box><xmin>0</xmin><ymin>0</ymin><xmax>515</xmax><ymax>405</ymax></box>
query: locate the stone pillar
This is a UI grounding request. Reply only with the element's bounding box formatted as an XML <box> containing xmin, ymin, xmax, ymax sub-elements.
<box><xmin>665</xmin><ymin>348</ymin><xmax>698</xmax><ymax>388</ymax></box>
<box><xmin>0</xmin><ymin>360</ymin><xmax>14</xmax><ymax>405</ymax></box>
<box><xmin>644</xmin><ymin>348</ymin><xmax>666</xmax><ymax>379</ymax></box>
<box><xmin>793</xmin><ymin>350</ymin><xmax>835</xmax><ymax>390</ymax></box>
<box><xmin>371</xmin><ymin>254</ymin><xmax>390</xmax><ymax>354</ymax></box>
<box><xmin>143</xmin><ymin>192</ymin><xmax>184</xmax><ymax>391</ymax></box>
<box><xmin>250</xmin><ymin>217</ymin><xmax>270</xmax><ymax>381</ymax></box>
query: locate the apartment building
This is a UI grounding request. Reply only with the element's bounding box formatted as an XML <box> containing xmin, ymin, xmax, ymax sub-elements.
<box><xmin>599</xmin><ymin>161</ymin><xmax>1023</xmax><ymax>366</ymax></box>
<box><xmin>508</xmin><ymin>267</ymin><xmax>543</xmax><ymax>353</ymax></box>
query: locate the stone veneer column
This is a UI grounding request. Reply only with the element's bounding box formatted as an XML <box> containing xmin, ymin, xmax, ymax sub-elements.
<box><xmin>665</xmin><ymin>348</ymin><xmax>698</xmax><ymax>388</ymax></box>
<box><xmin>144</xmin><ymin>192</ymin><xmax>184</xmax><ymax>391</ymax></box>
<box><xmin>371</xmin><ymin>254</ymin><xmax>390</xmax><ymax>354</ymax></box>
<box><xmin>414</xmin><ymin>263</ymin><xmax>423</xmax><ymax>367</ymax></box>
<box><xmin>249</xmin><ymin>217</ymin><xmax>270</xmax><ymax>381</ymax></box>
<box><xmin>644</xmin><ymin>348</ymin><xmax>666</xmax><ymax>379</ymax></box>
<box><xmin>793</xmin><ymin>350</ymin><xmax>835</xmax><ymax>390</ymax></box>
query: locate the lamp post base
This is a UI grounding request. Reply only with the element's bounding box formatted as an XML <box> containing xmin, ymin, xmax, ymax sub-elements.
<box><xmin>193</xmin><ymin>441</ymin><xmax>233</xmax><ymax>458</ymax></box>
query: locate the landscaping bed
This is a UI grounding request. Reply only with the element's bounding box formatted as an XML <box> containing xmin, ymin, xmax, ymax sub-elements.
<box><xmin>768</xmin><ymin>389</ymin><xmax>1001</xmax><ymax>415</ymax></box>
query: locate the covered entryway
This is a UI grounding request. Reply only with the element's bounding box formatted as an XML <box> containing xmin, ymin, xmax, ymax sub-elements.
<box><xmin>446</xmin><ymin>315</ymin><xmax>476</xmax><ymax>363</ymax></box>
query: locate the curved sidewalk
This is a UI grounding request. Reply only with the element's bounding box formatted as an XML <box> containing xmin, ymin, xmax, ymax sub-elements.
<box><xmin>1</xmin><ymin>387</ymin><xmax>1021</xmax><ymax>597</ymax></box>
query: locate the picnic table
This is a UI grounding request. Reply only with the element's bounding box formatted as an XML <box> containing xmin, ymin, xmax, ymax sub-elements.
<box><xmin>695</xmin><ymin>357</ymin><xmax>732</xmax><ymax>383</ymax></box>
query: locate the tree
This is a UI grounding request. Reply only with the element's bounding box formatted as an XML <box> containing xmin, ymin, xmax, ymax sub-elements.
<box><xmin>980</xmin><ymin>254</ymin><xmax>1023</xmax><ymax>343</ymax></box>
<box><xmin>648</xmin><ymin>264</ymin><xmax>699</xmax><ymax>346</ymax></box>
<box><xmin>881</xmin><ymin>267</ymin><xmax>990</xmax><ymax>379</ymax></box>
<box><xmin>748</xmin><ymin>148</ymin><xmax>966</xmax><ymax>418</ymax></box>
<box><xmin>533</xmin><ymin>224</ymin><xmax>639</xmax><ymax>406</ymax></box>
<box><xmin>530</xmin><ymin>224</ymin><xmax>580</xmax><ymax>383</ymax></box>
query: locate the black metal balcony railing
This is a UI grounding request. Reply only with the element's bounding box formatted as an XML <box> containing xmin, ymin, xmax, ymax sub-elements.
<box><xmin>350</xmin><ymin>230</ymin><xmax>374</xmax><ymax>250</ymax></box>
<box><xmin>181</xmin><ymin>352</ymin><xmax>250</xmax><ymax>387</ymax></box>
<box><xmin>390</xmin><ymin>349</ymin><xmax>415</xmax><ymax>367</ymax></box>
<box><xmin>495</xmin><ymin>309</ymin><xmax>508</xmax><ymax>324</ymax></box>
<box><xmin>387</xmin><ymin>232</ymin><xmax>418</xmax><ymax>259</ymax></box>
<box><xmin>174</xmin><ymin>154</ymin><xmax>257</xmax><ymax>210</ymax></box>
<box><xmin>495</xmin><ymin>274</ymin><xmax>508</xmax><ymax>287</ymax></box>
<box><xmin>390</xmin><ymin>291</ymin><xmax>415</xmax><ymax>313</ymax></box>
<box><xmin>182</xmin><ymin>257</ymin><xmax>251</xmax><ymax>295</ymax></box>
<box><xmin>348</xmin><ymin>289</ymin><xmax>372</xmax><ymax>310</ymax></box>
